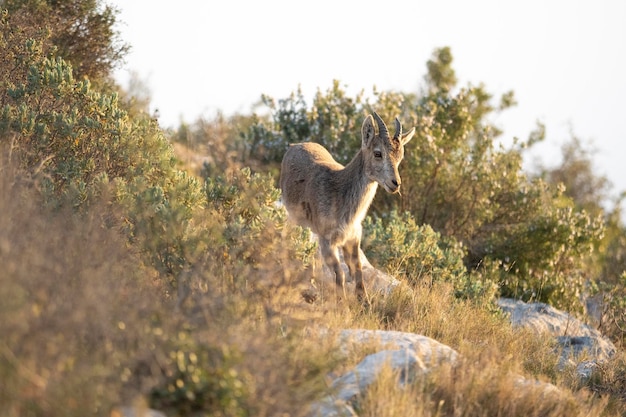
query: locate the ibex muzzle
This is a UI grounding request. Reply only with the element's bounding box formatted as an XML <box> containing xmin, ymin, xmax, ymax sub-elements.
<box><xmin>280</xmin><ymin>112</ymin><xmax>415</xmax><ymax>301</ymax></box>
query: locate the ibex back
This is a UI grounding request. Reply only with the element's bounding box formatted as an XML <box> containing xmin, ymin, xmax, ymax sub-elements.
<box><xmin>280</xmin><ymin>112</ymin><xmax>415</xmax><ymax>301</ymax></box>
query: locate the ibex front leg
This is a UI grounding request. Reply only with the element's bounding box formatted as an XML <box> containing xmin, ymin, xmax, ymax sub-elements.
<box><xmin>344</xmin><ymin>239</ymin><xmax>368</xmax><ymax>303</ymax></box>
<box><xmin>319</xmin><ymin>238</ymin><xmax>347</xmax><ymax>298</ymax></box>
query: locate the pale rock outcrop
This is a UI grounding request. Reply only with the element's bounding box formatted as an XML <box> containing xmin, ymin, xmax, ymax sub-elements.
<box><xmin>309</xmin><ymin>330</ymin><xmax>458</xmax><ymax>417</ymax></box>
<box><xmin>308</xmin><ymin>328</ymin><xmax>565</xmax><ymax>417</ymax></box>
<box><xmin>496</xmin><ymin>298</ymin><xmax>616</xmax><ymax>378</ymax></box>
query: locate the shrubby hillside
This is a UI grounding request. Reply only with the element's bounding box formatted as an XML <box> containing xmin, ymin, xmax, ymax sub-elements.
<box><xmin>1</xmin><ymin>1</ymin><xmax>625</xmax><ymax>416</ymax></box>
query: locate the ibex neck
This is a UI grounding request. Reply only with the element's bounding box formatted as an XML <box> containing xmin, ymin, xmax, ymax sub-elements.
<box><xmin>337</xmin><ymin>150</ymin><xmax>378</xmax><ymax>223</ymax></box>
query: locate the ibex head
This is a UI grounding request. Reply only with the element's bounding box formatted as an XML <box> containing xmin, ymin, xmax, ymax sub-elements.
<box><xmin>361</xmin><ymin>112</ymin><xmax>416</xmax><ymax>194</ymax></box>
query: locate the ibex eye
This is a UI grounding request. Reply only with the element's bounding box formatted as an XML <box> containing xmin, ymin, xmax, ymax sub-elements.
<box><xmin>374</xmin><ymin>151</ymin><xmax>382</xmax><ymax>159</ymax></box>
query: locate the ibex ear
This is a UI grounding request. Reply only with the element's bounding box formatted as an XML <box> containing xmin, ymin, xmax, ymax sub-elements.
<box><xmin>361</xmin><ymin>115</ymin><xmax>376</xmax><ymax>147</ymax></box>
<box><xmin>401</xmin><ymin>127</ymin><xmax>416</xmax><ymax>146</ymax></box>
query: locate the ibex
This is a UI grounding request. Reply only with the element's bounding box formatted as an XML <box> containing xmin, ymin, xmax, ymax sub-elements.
<box><xmin>280</xmin><ymin>112</ymin><xmax>415</xmax><ymax>301</ymax></box>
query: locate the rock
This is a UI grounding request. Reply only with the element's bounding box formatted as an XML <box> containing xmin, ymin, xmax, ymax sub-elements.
<box><xmin>509</xmin><ymin>374</ymin><xmax>562</xmax><ymax>398</ymax></box>
<box><xmin>496</xmin><ymin>298</ymin><xmax>616</xmax><ymax>377</ymax></box>
<box><xmin>308</xmin><ymin>329</ymin><xmax>460</xmax><ymax>417</ymax></box>
<box><xmin>336</xmin><ymin>329</ymin><xmax>459</xmax><ymax>365</ymax></box>
<box><xmin>308</xmin><ymin>328</ymin><xmax>567</xmax><ymax>417</ymax></box>
<box><xmin>311</xmin><ymin>349</ymin><xmax>428</xmax><ymax>417</ymax></box>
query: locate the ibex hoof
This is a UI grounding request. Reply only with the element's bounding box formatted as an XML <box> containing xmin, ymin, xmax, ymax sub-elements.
<box><xmin>356</xmin><ymin>286</ymin><xmax>370</xmax><ymax>306</ymax></box>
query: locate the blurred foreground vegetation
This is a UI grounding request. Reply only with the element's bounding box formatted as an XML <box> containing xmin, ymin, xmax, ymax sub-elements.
<box><xmin>1</xmin><ymin>1</ymin><xmax>625</xmax><ymax>416</ymax></box>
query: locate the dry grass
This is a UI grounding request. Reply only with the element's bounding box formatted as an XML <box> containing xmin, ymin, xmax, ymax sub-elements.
<box><xmin>0</xmin><ymin>158</ymin><xmax>336</xmax><ymax>416</ymax></box>
<box><xmin>348</xmin><ymin>284</ymin><xmax>613</xmax><ymax>416</ymax></box>
<box><xmin>357</xmin><ymin>357</ymin><xmax>608</xmax><ymax>417</ymax></box>
<box><xmin>1</xmin><ymin>152</ymin><xmax>623</xmax><ymax>416</ymax></box>
<box><xmin>0</xmin><ymin>164</ymin><xmax>163</xmax><ymax>415</ymax></box>
<box><xmin>292</xmin><ymin>280</ymin><xmax>618</xmax><ymax>416</ymax></box>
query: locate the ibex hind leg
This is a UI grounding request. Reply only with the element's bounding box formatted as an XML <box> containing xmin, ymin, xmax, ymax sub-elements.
<box><xmin>319</xmin><ymin>238</ymin><xmax>347</xmax><ymax>299</ymax></box>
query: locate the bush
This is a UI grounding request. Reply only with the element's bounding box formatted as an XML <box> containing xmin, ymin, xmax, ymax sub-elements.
<box><xmin>0</xmin><ymin>158</ymin><xmax>333</xmax><ymax>417</ymax></box>
<box><xmin>199</xmin><ymin>166</ymin><xmax>316</xmax><ymax>295</ymax></box>
<box><xmin>2</xmin><ymin>0</ymin><xmax>129</xmax><ymax>81</ymax></box>
<box><xmin>0</xmin><ymin>33</ymin><xmax>204</xmax><ymax>280</ymax></box>
<box><xmin>149</xmin><ymin>338</ymin><xmax>248</xmax><ymax>417</ymax></box>
<box><xmin>363</xmin><ymin>210</ymin><xmax>465</xmax><ymax>284</ymax></box>
<box><xmin>242</xmin><ymin>81</ymin><xmax>364</xmax><ymax>166</ymax></box>
<box><xmin>246</xmin><ymin>48</ymin><xmax>605</xmax><ymax>312</ymax></box>
<box><xmin>363</xmin><ymin>210</ymin><xmax>499</xmax><ymax>302</ymax></box>
<box><xmin>0</xmin><ymin>162</ymin><xmax>164</xmax><ymax>416</ymax></box>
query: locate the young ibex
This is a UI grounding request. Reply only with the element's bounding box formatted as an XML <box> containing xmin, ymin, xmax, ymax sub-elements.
<box><xmin>280</xmin><ymin>112</ymin><xmax>415</xmax><ymax>301</ymax></box>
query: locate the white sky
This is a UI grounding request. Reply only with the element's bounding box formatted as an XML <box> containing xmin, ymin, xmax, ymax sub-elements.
<box><xmin>111</xmin><ymin>0</ymin><xmax>626</xmax><ymax>202</ymax></box>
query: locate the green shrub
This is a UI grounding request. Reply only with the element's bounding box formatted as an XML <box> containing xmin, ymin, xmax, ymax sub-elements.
<box><xmin>149</xmin><ymin>336</ymin><xmax>248</xmax><ymax>417</ymax></box>
<box><xmin>2</xmin><ymin>0</ymin><xmax>128</xmax><ymax>81</ymax></box>
<box><xmin>363</xmin><ymin>210</ymin><xmax>465</xmax><ymax>284</ymax></box>
<box><xmin>247</xmin><ymin>48</ymin><xmax>605</xmax><ymax>312</ymax></box>
<box><xmin>485</xmin><ymin>201</ymin><xmax>603</xmax><ymax>311</ymax></box>
<box><xmin>199</xmin><ymin>166</ymin><xmax>316</xmax><ymax>295</ymax></box>
<box><xmin>242</xmin><ymin>81</ymin><xmax>364</xmax><ymax>165</ymax></box>
<box><xmin>0</xmin><ymin>36</ymin><xmax>204</xmax><ymax>279</ymax></box>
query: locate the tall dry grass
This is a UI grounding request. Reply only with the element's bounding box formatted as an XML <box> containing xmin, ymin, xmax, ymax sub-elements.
<box><xmin>356</xmin><ymin>357</ymin><xmax>607</xmax><ymax>417</ymax></box>
<box><xmin>0</xmin><ymin>160</ymin><xmax>164</xmax><ymax>415</ymax></box>
<box><xmin>302</xmin><ymin>280</ymin><xmax>620</xmax><ymax>416</ymax></box>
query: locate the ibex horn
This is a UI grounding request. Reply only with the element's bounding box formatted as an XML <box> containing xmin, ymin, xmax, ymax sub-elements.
<box><xmin>393</xmin><ymin>117</ymin><xmax>402</xmax><ymax>141</ymax></box>
<box><xmin>372</xmin><ymin>112</ymin><xmax>389</xmax><ymax>138</ymax></box>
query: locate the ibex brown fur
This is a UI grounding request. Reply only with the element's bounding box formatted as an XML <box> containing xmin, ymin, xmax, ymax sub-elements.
<box><xmin>280</xmin><ymin>112</ymin><xmax>415</xmax><ymax>301</ymax></box>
